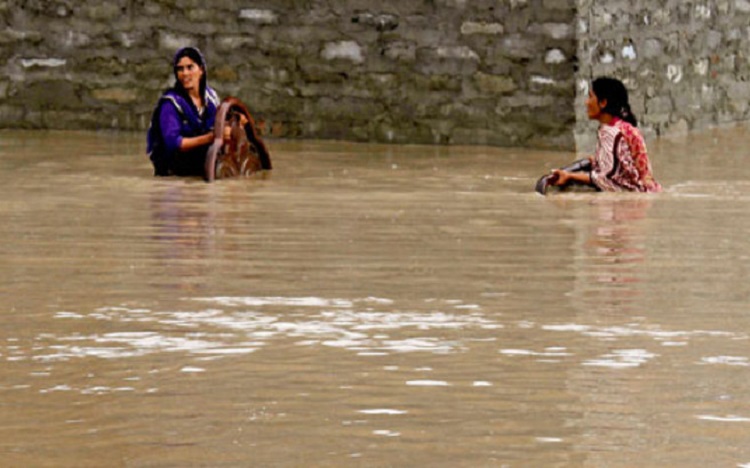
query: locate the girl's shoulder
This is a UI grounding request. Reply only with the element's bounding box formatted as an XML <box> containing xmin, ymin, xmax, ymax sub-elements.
<box><xmin>614</xmin><ymin>119</ymin><xmax>643</xmax><ymax>138</ymax></box>
<box><xmin>158</xmin><ymin>89</ymin><xmax>189</xmax><ymax>116</ymax></box>
<box><xmin>598</xmin><ymin>122</ymin><xmax>622</xmax><ymax>141</ymax></box>
<box><xmin>205</xmin><ymin>87</ymin><xmax>220</xmax><ymax>108</ymax></box>
<box><xmin>614</xmin><ymin>120</ymin><xmax>648</xmax><ymax>151</ymax></box>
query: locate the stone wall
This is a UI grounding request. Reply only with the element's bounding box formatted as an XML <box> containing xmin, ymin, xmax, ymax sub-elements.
<box><xmin>576</xmin><ymin>0</ymin><xmax>750</xmax><ymax>151</ymax></box>
<box><xmin>1</xmin><ymin>1</ymin><xmax>748</xmax><ymax>150</ymax></box>
<box><xmin>0</xmin><ymin>0</ymin><xmax>577</xmax><ymax>148</ymax></box>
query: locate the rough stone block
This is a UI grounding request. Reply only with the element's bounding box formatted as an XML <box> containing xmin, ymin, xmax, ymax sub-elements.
<box><xmin>239</xmin><ymin>9</ymin><xmax>279</xmax><ymax>24</ymax></box>
<box><xmin>646</xmin><ymin>96</ymin><xmax>673</xmax><ymax>114</ymax></box>
<box><xmin>159</xmin><ymin>32</ymin><xmax>197</xmax><ymax>52</ymax></box>
<box><xmin>212</xmin><ymin>65</ymin><xmax>239</xmax><ymax>82</ymax></box>
<box><xmin>737</xmin><ymin>0</ymin><xmax>750</xmax><ymax>13</ymax></box>
<box><xmin>321</xmin><ymin>41</ymin><xmax>365</xmax><ymax>63</ymax></box>
<box><xmin>531</xmin><ymin>22</ymin><xmax>574</xmax><ymax>40</ymax></box>
<box><xmin>20</xmin><ymin>58</ymin><xmax>66</xmax><ymax>68</ymax></box>
<box><xmin>416</xmin><ymin>48</ymin><xmax>479</xmax><ymax>76</ymax></box>
<box><xmin>499</xmin><ymin>34</ymin><xmax>539</xmax><ymax>59</ymax></box>
<box><xmin>460</xmin><ymin>22</ymin><xmax>504</xmax><ymax>35</ymax></box>
<box><xmin>474</xmin><ymin>72</ymin><xmax>517</xmax><ymax>94</ymax></box>
<box><xmin>214</xmin><ymin>35</ymin><xmax>258</xmax><ymax>52</ymax></box>
<box><xmin>83</xmin><ymin>4</ymin><xmax>122</xmax><ymax>21</ymax></box>
<box><xmin>436</xmin><ymin>46</ymin><xmax>480</xmax><ymax>61</ymax></box>
<box><xmin>352</xmin><ymin>13</ymin><xmax>399</xmax><ymax>32</ymax></box>
<box><xmin>542</xmin><ymin>0</ymin><xmax>574</xmax><ymax>11</ymax></box>
<box><xmin>91</xmin><ymin>87</ymin><xmax>139</xmax><ymax>104</ymax></box>
<box><xmin>383</xmin><ymin>42</ymin><xmax>417</xmax><ymax>62</ymax></box>
<box><xmin>726</xmin><ymin>80</ymin><xmax>750</xmax><ymax>100</ymax></box>
<box><xmin>14</xmin><ymin>80</ymin><xmax>82</xmax><ymax>109</ymax></box>
<box><xmin>545</xmin><ymin>49</ymin><xmax>567</xmax><ymax>64</ymax></box>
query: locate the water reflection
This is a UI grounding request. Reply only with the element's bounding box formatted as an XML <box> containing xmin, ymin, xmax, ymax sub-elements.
<box><xmin>147</xmin><ymin>180</ymin><xmax>271</xmax><ymax>293</ymax></box>
<box><xmin>150</xmin><ymin>185</ymin><xmax>218</xmax><ymax>250</ymax></box>
<box><xmin>588</xmin><ymin>198</ymin><xmax>651</xmax><ymax>271</ymax></box>
<box><xmin>584</xmin><ymin>197</ymin><xmax>652</xmax><ymax>318</ymax></box>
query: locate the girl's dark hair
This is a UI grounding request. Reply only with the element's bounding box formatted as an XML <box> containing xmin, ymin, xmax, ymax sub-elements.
<box><xmin>591</xmin><ymin>77</ymin><xmax>638</xmax><ymax>127</ymax></box>
<box><xmin>172</xmin><ymin>47</ymin><xmax>207</xmax><ymax>104</ymax></box>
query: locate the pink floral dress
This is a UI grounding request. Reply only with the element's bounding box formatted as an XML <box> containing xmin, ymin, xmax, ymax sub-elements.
<box><xmin>590</xmin><ymin>119</ymin><xmax>662</xmax><ymax>193</ymax></box>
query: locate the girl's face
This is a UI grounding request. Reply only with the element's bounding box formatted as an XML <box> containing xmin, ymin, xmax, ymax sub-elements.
<box><xmin>586</xmin><ymin>89</ymin><xmax>606</xmax><ymax>120</ymax></box>
<box><xmin>175</xmin><ymin>56</ymin><xmax>203</xmax><ymax>93</ymax></box>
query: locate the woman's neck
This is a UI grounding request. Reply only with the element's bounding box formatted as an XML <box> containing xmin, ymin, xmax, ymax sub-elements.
<box><xmin>188</xmin><ymin>89</ymin><xmax>203</xmax><ymax>110</ymax></box>
<box><xmin>599</xmin><ymin>113</ymin><xmax>616</xmax><ymax>125</ymax></box>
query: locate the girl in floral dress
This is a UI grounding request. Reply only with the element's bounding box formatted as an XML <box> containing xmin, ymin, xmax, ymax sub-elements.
<box><xmin>552</xmin><ymin>77</ymin><xmax>662</xmax><ymax>193</ymax></box>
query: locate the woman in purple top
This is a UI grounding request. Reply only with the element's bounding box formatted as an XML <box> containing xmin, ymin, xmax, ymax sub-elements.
<box><xmin>147</xmin><ymin>47</ymin><xmax>221</xmax><ymax>176</ymax></box>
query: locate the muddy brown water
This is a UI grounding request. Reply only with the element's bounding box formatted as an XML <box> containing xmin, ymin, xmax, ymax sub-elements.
<box><xmin>1</xmin><ymin>128</ymin><xmax>750</xmax><ymax>467</ymax></box>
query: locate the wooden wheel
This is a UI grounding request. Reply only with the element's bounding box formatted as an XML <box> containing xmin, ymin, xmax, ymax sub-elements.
<box><xmin>205</xmin><ymin>97</ymin><xmax>272</xmax><ymax>182</ymax></box>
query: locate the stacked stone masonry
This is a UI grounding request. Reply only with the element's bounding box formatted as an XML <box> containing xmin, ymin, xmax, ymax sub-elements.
<box><xmin>0</xmin><ymin>0</ymin><xmax>746</xmax><ymax>150</ymax></box>
<box><xmin>576</xmin><ymin>0</ymin><xmax>750</xmax><ymax>150</ymax></box>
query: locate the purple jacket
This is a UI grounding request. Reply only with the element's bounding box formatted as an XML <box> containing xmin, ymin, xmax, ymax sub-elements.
<box><xmin>147</xmin><ymin>87</ymin><xmax>220</xmax><ymax>175</ymax></box>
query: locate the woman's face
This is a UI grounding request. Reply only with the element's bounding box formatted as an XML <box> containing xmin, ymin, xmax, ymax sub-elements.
<box><xmin>586</xmin><ymin>89</ymin><xmax>606</xmax><ymax>120</ymax></box>
<box><xmin>175</xmin><ymin>56</ymin><xmax>203</xmax><ymax>93</ymax></box>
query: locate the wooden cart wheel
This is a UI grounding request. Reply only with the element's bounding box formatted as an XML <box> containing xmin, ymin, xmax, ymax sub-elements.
<box><xmin>204</xmin><ymin>97</ymin><xmax>272</xmax><ymax>182</ymax></box>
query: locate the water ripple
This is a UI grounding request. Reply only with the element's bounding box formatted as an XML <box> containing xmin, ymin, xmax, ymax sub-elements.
<box><xmin>35</xmin><ymin>296</ymin><xmax>493</xmax><ymax>361</ymax></box>
<box><xmin>15</xmin><ymin>296</ymin><xmax>747</xmax><ymax>376</ymax></box>
<box><xmin>696</xmin><ymin>415</ymin><xmax>750</xmax><ymax>423</ymax></box>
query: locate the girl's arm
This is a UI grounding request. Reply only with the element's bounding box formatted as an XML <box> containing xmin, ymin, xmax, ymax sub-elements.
<box><xmin>179</xmin><ymin>132</ymin><xmax>214</xmax><ymax>151</ymax></box>
<box><xmin>552</xmin><ymin>169</ymin><xmax>591</xmax><ymax>186</ymax></box>
<box><xmin>178</xmin><ymin>116</ymin><xmax>233</xmax><ymax>151</ymax></box>
<box><xmin>159</xmin><ymin>104</ymin><xmax>215</xmax><ymax>153</ymax></box>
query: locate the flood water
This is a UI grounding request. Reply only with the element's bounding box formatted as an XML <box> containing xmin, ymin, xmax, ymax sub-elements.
<box><xmin>1</xmin><ymin>127</ymin><xmax>750</xmax><ymax>467</ymax></box>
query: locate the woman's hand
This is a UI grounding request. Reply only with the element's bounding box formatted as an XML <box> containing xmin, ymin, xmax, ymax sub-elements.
<box><xmin>179</xmin><ymin>131</ymin><xmax>215</xmax><ymax>152</ymax></box>
<box><xmin>551</xmin><ymin>169</ymin><xmax>570</xmax><ymax>186</ymax></box>
<box><xmin>222</xmin><ymin>115</ymin><xmax>249</xmax><ymax>142</ymax></box>
<box><xmin>551</xmin><ymin>169</ymin><xmax>592</xmax><ymax>187</ymax></box>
